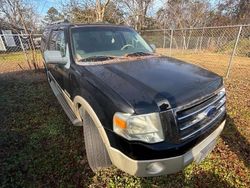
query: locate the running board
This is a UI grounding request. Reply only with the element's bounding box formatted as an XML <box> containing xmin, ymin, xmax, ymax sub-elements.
<box><xmin>49</xmin><ymin>80</ymin><xmax>82</xmax><ymax>126</ymax></box>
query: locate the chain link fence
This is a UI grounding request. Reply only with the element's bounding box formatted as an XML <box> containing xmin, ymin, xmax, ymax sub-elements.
<box><xmin>0</xmin><ymin>33</ymin><xmax>43</xmax><ymax>73</ymax></box>
<box><xmin>141</xmin><ymin>25</ymin><xmax>250</xmax><ymax>78</ymax></box>
<box><xmin>0</xmin><ymin>25</ymin><xmax>249</xmax><ymax>78</ymax></box>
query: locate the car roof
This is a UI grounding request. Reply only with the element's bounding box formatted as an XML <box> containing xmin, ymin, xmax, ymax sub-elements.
<box><xmin>45</xmin><ymin>22</ymin><xmax>132</xmax><ymax>30</ymax></box>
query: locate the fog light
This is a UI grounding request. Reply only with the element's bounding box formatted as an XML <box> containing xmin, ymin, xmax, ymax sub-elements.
<box><xmin>145</xmin><ymin>162</ymin><xmax>165</xmax><ymax>175</ymax></box>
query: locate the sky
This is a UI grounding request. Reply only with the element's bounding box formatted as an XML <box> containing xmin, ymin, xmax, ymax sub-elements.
<box><xmin>34</xmin><ymin>0</ymin><xmax>60</xmax><ymax>16</ymax></box>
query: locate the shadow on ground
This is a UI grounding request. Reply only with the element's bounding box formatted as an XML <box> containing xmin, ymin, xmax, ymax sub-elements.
<box><xmin>221</xmin><ymin>115</ymin><xmax>250</xmax><ymax>168</ymax></box>
<box><xmin>139</xmin><ymin>171</ymin><xmax>235</xmax><ymax>188</ymax></box>
<box><xmin>0</xmin><ymin>70</ymin><xmax>94</xmax><ymax>187</ymax></box>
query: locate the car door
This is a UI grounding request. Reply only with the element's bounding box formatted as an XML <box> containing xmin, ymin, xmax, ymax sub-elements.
<box><xmin>47</xmin><ymin>29</ymin><xmax>66</xmax><ymax>88</ymax></box>
<box><xmin>53</xmin><ymin>29</ymin><xmax>74</xmax><ymax>97</ymax></box>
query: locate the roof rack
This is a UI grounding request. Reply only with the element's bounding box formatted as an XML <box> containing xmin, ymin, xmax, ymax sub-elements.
<box><xmin>50</xmin><ymin>19</ymin><xmax>70</xmax><ymax>25</ymax></box>
<box><xmin>93</xmin><ymin>21</ymin><xmax>110</xmax><ymax>24</ymax></box>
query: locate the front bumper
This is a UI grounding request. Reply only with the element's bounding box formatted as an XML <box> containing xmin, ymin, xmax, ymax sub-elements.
<box><xmin>106</xmin><ymin>120</ymin><xmax>225</xmax><ymax>177</ymax></box>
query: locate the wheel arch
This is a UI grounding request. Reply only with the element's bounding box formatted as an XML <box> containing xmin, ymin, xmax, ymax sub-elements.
<box><xmin>73</xmin><ymin>95</ymin><xmax>112</xmax><ymax>148</ymax></box>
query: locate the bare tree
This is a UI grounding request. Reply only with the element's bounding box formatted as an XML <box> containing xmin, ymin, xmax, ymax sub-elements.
<box><xmin>236</xmin><ymin>0</ymin><xmax>250</xmax><ymax>24</ymax></box>
<box><xmin>61</xmin><ymin>0</ymin><xmax>94</xmax><ymax>23</ymax></box>
<box><xmin>208</xmin><ymin>0</ymin><xmax>250</xmax><ymax>26</ymax></box>
<box><xmin>95</xmin><ymin>0</ymin><xmax>111</xmax><ymax>22</ymax></box>
<box><xmin>157</xmin><ymin>0</ymin><xmax>210</xmax><ymax>29</ymax></box>
<box><xmin>103</xmin><ymin>1</ymin><xmax>125</xmax><ymax>24</ymax></box>
<box><xmin>118</xmin><ymin>0</ymin><xmax>155</xmax><ymax>30</ymax></box>
<box><xmin>0</xmin><ymin>0</ymin><xmax>38</xmax><ymax>32</ymax></box>
<box><xmin>0</xmin><ymin>0</ymin><xmax>40</xmax><ymax>70</ymax></box>
<box><xmin>61</xmin><ymin>0</ymin><xmax>111</xmax><ymax>23</ymax></box>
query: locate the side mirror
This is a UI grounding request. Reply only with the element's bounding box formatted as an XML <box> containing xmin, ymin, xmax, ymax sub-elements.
<box><xmin>150</xmin><ymin>44</ymin><xmax>156</xmax><ymax>52</ymax></box>
<box><xmin>44</xmin><ymin>50</ymin><xmax>67</xmax><ymax>65</ymax></box>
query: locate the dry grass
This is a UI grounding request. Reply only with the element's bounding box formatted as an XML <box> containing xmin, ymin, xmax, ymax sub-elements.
<box><xmin>0</xmin><ymin>51</ymin><xmax>43</xmax><ymax>74</ymax></box>
<box><xmin>0</xmin><ymin>51</ymin><xmax>249</xmax><ymax>187</ymax></box>
<box><xmin>157</xmin><ymin>48</ymin><xmax>250</xmax><ymax>77</ymax></box>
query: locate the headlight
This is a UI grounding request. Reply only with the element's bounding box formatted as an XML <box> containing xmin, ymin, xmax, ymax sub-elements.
<box><xmin>113</xmin><ymin>112</ymin><xmax>164</xmax><ymax>143</ymax></box>
<box><xmin>218</xmin><ymin>87</ymin><xmax>226</xmax><ymax>97</ymax></box>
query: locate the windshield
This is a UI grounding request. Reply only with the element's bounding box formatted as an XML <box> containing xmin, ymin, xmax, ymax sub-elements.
<box><xmin>71</xmin><ymin>26</ymin><xmax>153</xmax><ymax>61</ymax></box>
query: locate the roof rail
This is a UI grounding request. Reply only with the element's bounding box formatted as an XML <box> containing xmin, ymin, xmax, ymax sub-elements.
<box><xmin>93</xmin><ymin>21</ymin><xmax>110</xmax><ymax>24</ymax></box>
<box><xmin>50</xmin><ymin>19</ymin><xmax>70</xmax><ymax>25</ymax></box>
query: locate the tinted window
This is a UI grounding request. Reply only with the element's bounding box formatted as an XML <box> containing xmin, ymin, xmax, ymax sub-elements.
<box><xmin>41</xmin><ymin>28</ymin><xmax>51</xmax><ymax>52</ymax></box>
<box><xmin>48</xmin><ymin>30</ymin><xmax>66</xmax><ymax>57</ymax></box>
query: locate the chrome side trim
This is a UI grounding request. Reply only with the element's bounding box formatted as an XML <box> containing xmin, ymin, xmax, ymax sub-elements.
<box><xmin>47</xmin><ymin>71</ymin><xmax>82</xmax><ymax>126</ymax></box>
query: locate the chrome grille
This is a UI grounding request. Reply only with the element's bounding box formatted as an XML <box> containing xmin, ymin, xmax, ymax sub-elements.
<box><xmin>175</xmin><ymin>88</ymin><xmax>226</xmax><ymax>141</ymax></box>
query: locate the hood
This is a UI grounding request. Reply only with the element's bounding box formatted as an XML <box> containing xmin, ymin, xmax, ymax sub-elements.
<box><xmin>83</xmin><ymin>56</ymin><xmax>223</xmax><ymax>114</ymax></box>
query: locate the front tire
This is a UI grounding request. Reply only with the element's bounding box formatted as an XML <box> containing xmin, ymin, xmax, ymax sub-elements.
<box><xmin>82</xmin><ymin>110</ymin><xmax>112</xmax><ymax>172</ymax></box>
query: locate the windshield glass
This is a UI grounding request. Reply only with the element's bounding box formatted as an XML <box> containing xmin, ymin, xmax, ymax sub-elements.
<box><xmin>71</xmin><ymin>26</ymin><xmax>153</xmax><ymax>61</ymax></box>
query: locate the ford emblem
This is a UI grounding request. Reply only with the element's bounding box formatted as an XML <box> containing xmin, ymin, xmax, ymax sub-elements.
<box><xmin>205</xmin><ymin>106</ymin><xmax>217</xmax><ymax>118</ymax></box>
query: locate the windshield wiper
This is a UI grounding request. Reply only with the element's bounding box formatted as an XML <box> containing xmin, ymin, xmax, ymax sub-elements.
<box><xmin>125</xmin><ymin>52</ymin><xmax>153</xmax><ymax>57</ymax></box>
<box><xmin>78</xmin><ymin>55</ymin><xmax>116</xmax><ymax>62</ymax></box>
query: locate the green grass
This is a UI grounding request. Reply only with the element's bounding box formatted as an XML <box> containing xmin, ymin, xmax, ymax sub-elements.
<box><xmin>0</xmin><ymin>56</ymin><xmax>249</xmax><ymax>187</ymax></box>
<box><xmin>0</xmin><ymin>51</ymin><xmax>41</xmax><ymax>63</ymax></box>
<box><xmin>0</xmin><ymin>74</ymin><xmax>93</xmax><ymax>187</ymax></box>
<box><xmin>0</xmin><ymin>52</ymin><xmax>24</xmax><ymax>62</ymax></box>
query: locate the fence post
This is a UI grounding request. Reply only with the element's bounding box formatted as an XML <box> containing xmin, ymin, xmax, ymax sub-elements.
<box><xmin>18</xmin><ymin>34</ymin><xmax>25</xmax><ymax>51</ymax></box>
<box><xmin>182</xmin><ymin>29</ymin><xmax>187</xmax><ymax>54</ymax></box>
<box><xmin>169</xmin><ymin>29</ymin><xmax>173</xmax><ymax>56</ymax></box>
<box><xmin>199</xmin><ymin>27</ymin><xmax>205</xmax><ymax>51</ymax></box>
<box><xmin>163</xmin><ymin>29</ymin><xmax>166</xmax><ymax>48</ymax></box>
<box><xmin>225</xmin><ymin>25</ymin><xmax>242</xmax><ymax>78</ymax></box>
<box><xmin>0</xmin><ymin>34</ymin><xmax>7</xmax><ymax>51</ymax></box>
<box><xmin>163</xmin><ymin>15</ymin><xmax>166</xmax><ymax>48</ymax></box>
<box><xmin>18</xmin><ymin>34</ymin><xmax>31</xmax><ymax>69</ymax></box>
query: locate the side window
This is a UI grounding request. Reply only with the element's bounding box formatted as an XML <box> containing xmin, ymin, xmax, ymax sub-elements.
<box><xmin>41</xmin><ymin>28</ymin><xmax>50</xmax><ymax>52</ymax></box>
<box><xmin>48</xmin><ymin>30</ymin><xmax>66</xmax><ymax>57</ymax></box>
<box><xmin>49</xmin><ymin>30</ymin><xmax>58</xmax><ymax>50</ymax></box>
<box><xmin>56</xmin><ymin>32</ymin><xmax>66</xmax><ymax>57</ymax></box>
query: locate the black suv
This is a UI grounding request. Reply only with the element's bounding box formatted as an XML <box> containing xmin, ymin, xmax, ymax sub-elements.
<box><xmin>41</xmin><ymin>22</ymin><xmax>226</xmax><ymax>177</ymax></box>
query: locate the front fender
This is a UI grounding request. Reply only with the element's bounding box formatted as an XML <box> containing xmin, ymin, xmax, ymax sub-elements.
<box><xmin>73</xmin><ymin>95</ymin><xmax>112</xmax><ymax>148</ymax></box>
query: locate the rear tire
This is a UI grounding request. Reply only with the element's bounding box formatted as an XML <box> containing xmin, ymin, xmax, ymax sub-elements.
<box><xmin>82</xmin><ymin>110</ymin><xmax>112</xmax><ymax>172</ymax></box>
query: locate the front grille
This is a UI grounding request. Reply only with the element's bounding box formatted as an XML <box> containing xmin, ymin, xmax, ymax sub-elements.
<box><xmin>175</xmin><ymin>88</ymin><xmax>226</xmax><ymax>141</ymax></box>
